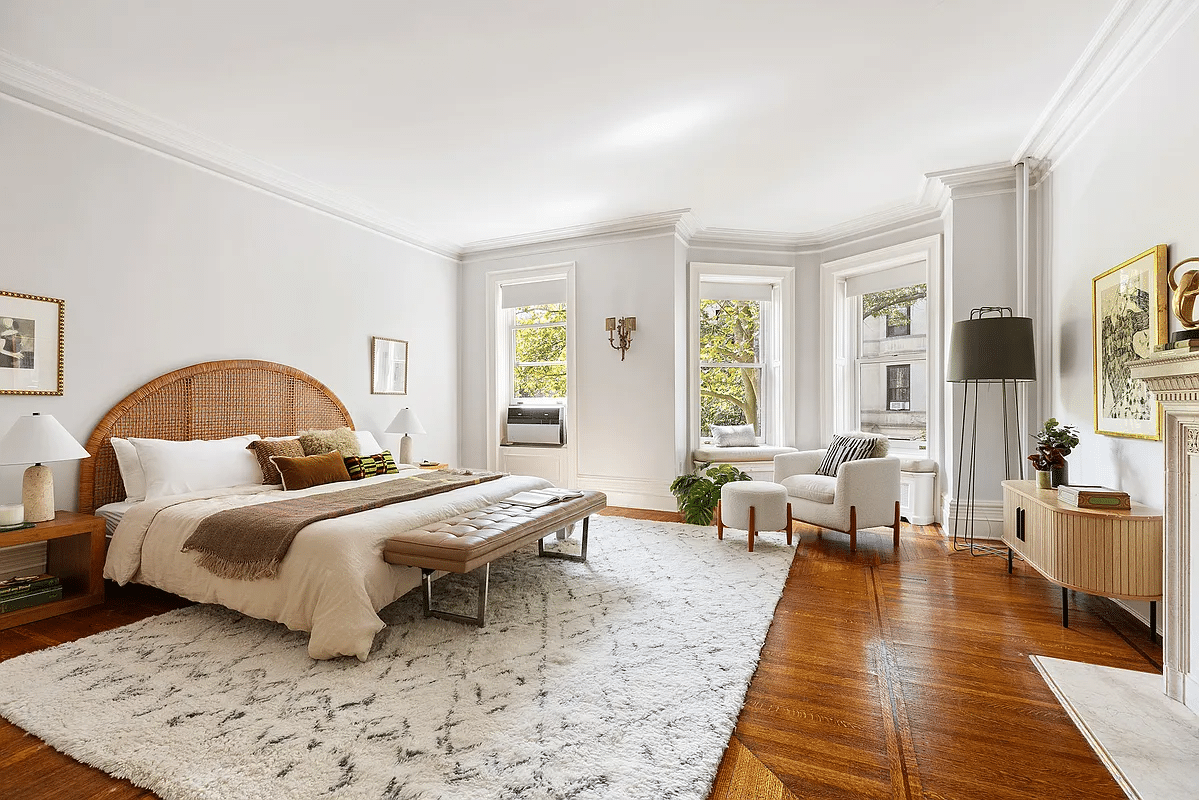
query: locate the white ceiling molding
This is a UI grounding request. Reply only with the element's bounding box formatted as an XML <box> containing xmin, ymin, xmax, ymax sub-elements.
<box><xmin>1013</xmin><ymin>0</ymin><xmax>1199</xmax><ymax>167</ymax></box>
<box><xmin>922</xmin><ymin>162</ymin><xmax>1018</xmax><ymax>204</ymax></box>
<box><xmin>459</xmin><ymin>209</ymin><xmax>695</xmax><ymax>262</ymax></box>
<box><xmin>0</xmin><ymin>49</ymin><xmax>461</xmax><ymax>261</ymax></box>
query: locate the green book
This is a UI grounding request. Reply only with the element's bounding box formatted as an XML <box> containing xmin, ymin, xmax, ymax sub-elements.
<box><xmin>0</xmin><ymin>584</ymin><xmax>63</xmax><ymax>614</ymax></box>
<box><xmin>0</xmin><ymin>574</ymin><xmax>61</xmax><ymax>599</ymax></box>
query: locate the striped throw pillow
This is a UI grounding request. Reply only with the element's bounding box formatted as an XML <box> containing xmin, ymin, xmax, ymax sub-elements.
<box><xmin>343</xmin><ymin>450</ymin><xmax>399</xmax><ymax>480</ymax></box>
<box><xmin>816</xmin><ymin>435</ymin><xmax>879</xmax><ymax>477</ymax></box>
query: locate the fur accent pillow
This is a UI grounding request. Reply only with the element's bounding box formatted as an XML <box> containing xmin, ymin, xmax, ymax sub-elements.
<box><xmin>711</xmin><ymin>424</ymin><xmax>757</xmax><ymax>447</ymax></box>
<box><xmin>247</xmin><ymin>438</ymin><xmax>305</xmax><ymax>485</ymax></box>
<box><xmin>343</xmin><ymin>451</ymin><xmax>399</xmax><ymax>480</ymax></box>
<box><xmin>269</xmin><ymin>451</ymin><xmax>352</xmax><ymax>491</ymax></box>
<box><xmin>298</xmin><ymin>427</ymin><xmax>361</xmax><ymax>457</ymax></box>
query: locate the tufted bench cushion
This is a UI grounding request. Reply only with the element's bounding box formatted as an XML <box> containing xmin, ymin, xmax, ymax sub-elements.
<box><xmin>383</xmin><ymin>490</ymin><xmax>607</xmax><ymax>573</ymax></box>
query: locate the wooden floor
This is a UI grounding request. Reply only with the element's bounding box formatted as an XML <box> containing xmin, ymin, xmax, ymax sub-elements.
<box><xmin>0</xmin><ymin>509</ymin><xmax>1161</xmax><ymax>799</ymax></box>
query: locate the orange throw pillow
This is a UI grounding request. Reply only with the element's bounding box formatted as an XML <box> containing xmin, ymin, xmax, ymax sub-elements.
<box><xmin>269</xmin><ymin>450</ymin><xmax>352</xmax><ymax>491</ymax></box>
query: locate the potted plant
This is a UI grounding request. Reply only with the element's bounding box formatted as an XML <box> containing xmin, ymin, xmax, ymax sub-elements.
<box><xmin>1027</xmin><ymin>418</ymin><xmax>1080</xmax><ymax>488</ymax></box>
<box><xmin>669</xmin><ymin>463</ymin><xmax>752</xmax><ymax>526</ymax></box>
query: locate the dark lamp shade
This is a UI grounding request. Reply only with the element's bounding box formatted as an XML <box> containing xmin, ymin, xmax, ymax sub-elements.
<box><xmin>947</xmin><ymin>316</ymin><xmax>1036</xmax><ymax>382</ymax></box>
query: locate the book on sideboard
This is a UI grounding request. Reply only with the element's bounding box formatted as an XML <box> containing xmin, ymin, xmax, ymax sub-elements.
<box><xmin>1056</xmin><ymin>485</ymin><xmax>1131</xmax><ymax>510</ymax></box>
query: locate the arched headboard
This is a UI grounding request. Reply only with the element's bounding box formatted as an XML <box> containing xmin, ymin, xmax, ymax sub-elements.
<box><xmin>79</xmin><ymin>359</ymin><xmax>354</xmax><ymax>514</ymax></box>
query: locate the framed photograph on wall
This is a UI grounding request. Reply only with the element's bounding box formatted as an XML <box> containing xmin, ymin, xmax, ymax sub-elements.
<box><xmin>371</xmin><ymin>336</ymin><xmax>408</xmax><ymax>395</ymax></box>
<box><xmin>1092</xmin><ymin>245</ymin><xmax>1167</xmax><ymax>439</ymax></box>
<box><xmin>0</xmin><ymin>291</ymin><xmax>64</xmax><ymax>396</ymax></box>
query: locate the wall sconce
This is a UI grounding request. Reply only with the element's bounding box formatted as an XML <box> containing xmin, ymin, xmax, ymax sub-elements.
<box><xmin>605</xmin><ymin>316</ymin><xmax>636</xmax><ymax>360</ymax></box>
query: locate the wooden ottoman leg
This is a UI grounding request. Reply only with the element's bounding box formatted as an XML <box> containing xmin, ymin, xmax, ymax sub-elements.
<box><xmin>748</xmin><ymin>505</ymin><xmax>756</xmax><ymax>552</ymax></box>
<box><xmin>848</xmin><ymin>506</ymin><xmax>857</xmax><ymax>553</ymax></box>
<box><xmin>717</xmin><ymin>501</ymin><xmax>724</xmax><ymax>539</ymax></box>
<box><xmin>893</xmin><ymin>500</ymin><xmax>901</xmax><ymax>547</ymax></box>
<box><xmin>786</xmin><ymin>502</ymin><xmax>793</xmax><ymax>545</ymax></box>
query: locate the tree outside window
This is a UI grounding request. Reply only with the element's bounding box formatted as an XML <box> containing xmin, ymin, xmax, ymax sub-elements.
<box><xmin>699</xmin><ymin>299</ymin><xmax>763</xmax><ymax>437</ymax></box>
<box><xmin>512</xmin><ymin>304</ymin><xmax>566</xmax><ymax>400</ymax></box>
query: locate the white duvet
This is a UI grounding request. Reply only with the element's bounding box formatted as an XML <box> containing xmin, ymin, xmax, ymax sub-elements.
<box><xmin>103</xmin><ymin>469</ymin><xmax>552</xmax><ymax>661</ymax></box>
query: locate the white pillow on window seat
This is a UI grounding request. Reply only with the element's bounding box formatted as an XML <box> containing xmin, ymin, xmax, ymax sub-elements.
<box><xmin>711</xmin><ymin>424</ymin><xmax>757</xmax><ymax>447</ymax></box>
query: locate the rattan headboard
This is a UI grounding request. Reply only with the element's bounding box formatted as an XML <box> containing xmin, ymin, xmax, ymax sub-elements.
<box><xmin>79</xmin><ymin>359</ymin><xmax>354</xmax><ymax>514</ymax></box>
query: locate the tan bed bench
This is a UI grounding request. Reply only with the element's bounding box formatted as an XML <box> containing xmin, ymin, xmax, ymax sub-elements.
<box><xmin>383</xmin><ymin>490</ymin><xmax>607</xmax><ymax>626</ymax></box>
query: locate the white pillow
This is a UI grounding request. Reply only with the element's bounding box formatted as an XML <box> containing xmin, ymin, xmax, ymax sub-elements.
<box><xmin>711</xmin><ymin>424</ymin><xmax>758</xmax><ymax>447</ymax></box>
<box><xmin>110</xmin><ymin>437</ymin><xmax>147</xmax><ymax>502</ymax></box>
<box><xmin>354</xmin><ymin>430</ymin><xmax>383</xmax><ymax>456</ymax></box>
<box><xmin>130</xmin><ymin>435</ymin><xmax>263</xmax><ymax>500</ymax></box>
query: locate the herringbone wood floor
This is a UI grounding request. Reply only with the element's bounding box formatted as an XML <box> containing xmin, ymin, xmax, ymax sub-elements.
<box><xmin>0</xmin><ymin>509</ymin><xmax>1160</xmax><ymax>799</ymax></box>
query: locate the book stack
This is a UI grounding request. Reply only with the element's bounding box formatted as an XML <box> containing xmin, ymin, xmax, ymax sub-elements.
<box><xmin>1056</xmin><ymin>485</ymin><xmax>1131</xmax><ymax>511</ymax></box>
<box><xmin>0</xmin><ymin>574</ymin><xmax>63</xmax><ymax>614</ymax></box>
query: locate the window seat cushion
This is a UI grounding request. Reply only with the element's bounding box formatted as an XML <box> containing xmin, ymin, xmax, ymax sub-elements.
<box><xmin>692</xmin><ymin>445</ymin><xmax>797</xmax><ymax>463</ymax></box>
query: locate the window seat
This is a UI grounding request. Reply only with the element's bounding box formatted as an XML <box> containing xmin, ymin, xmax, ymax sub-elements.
<box><xmin>692</xmin><ymin>445</ymin><xmax>798</xmax><ymax>482</ymax></box>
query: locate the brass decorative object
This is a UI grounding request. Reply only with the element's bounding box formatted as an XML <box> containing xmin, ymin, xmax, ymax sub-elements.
<box><xmin>1168</xmin><ymin>256</ymin><xmax>1199</xmax><ymax>337</ymax></box>
<box><xmin>605</xmin><ymin>316</ymin><xmax>636</xmax><ymax>360</ymax></box>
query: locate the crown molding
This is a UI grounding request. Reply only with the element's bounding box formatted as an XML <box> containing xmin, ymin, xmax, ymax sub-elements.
<box><xmin>0</xmin><ymin>49</ymin><xmax>461</xmax><ymax>260</ymax></box>
<box><xmin>1013</xmin><ymin>0</ymin><xmax>1199</xmax><ymax>167</ymax></box>
<box><xmin>460</xmin><ymin>209</ymin><xmax>695</xmax><ymax>261</ymax></box>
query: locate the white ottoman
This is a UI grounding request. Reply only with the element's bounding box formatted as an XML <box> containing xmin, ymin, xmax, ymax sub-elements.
<box><xmin>718</xmin><ymin>481</ymin><xmax>792</xmax><ymax>552</ymax></box>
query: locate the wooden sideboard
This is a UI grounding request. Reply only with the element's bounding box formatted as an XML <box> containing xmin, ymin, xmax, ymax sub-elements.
<box><xmin>1001</xmin><ymin>480</ymin><xmax>1162</xmax><ymax>639</ymax></box>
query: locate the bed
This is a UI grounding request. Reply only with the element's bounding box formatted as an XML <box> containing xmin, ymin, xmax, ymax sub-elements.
<box><xmin>81</xmin><ymin>359</ymin><xmax>551</xmax><ymax>661</ymax></box>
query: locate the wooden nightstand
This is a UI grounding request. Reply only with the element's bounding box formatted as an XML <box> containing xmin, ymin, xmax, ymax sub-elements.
<box><xmin>0</xmin><ymin>511</ymin><xmax>105</xmax><ymax>630</ymax></box>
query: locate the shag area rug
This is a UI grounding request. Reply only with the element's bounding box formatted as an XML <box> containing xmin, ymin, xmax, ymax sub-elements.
<box><xmin>0</xmin><ymin>516</ymin><xmax>793</xmax><ymax>800</ymax></box>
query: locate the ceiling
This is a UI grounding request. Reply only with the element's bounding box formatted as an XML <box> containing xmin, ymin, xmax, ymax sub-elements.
<box><xmin>0</xmin><ymin>1</ymin><xmax>1114</xmax><ymax>247</ymax></box>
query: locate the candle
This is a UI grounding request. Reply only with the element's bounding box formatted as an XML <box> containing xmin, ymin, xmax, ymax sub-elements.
<box><xmin>0</xmin><ymin>504</ymin><xmax>23</xmax><ymax>526</ymax></box>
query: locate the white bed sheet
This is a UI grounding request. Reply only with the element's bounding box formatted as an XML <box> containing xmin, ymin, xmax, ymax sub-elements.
<box><xmin>103</xmin><ymin>469</ymin><xmax>552</xmax><ymax>660</ymax></box>
<box><xmin>96</xmin><ymin>499</ymin><xmax>139</xmax><ymax>536</ymax></box>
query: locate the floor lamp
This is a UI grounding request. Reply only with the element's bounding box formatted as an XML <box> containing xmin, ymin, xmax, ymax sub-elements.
<box><xmin>947</xmin><ymin>307</ymin><xmax>1036</xmax><ymax>555</ymax></box>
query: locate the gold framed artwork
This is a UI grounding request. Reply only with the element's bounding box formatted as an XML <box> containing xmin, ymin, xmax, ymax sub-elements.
<box><xmin>370</xmin><ymin>336</ymin><xmax>408</xmax><ymax>395</ymax></box>
<box><xmin>1092</xmin><ymin>245</ymin><xmax>1167</xmax><ymax>439</ymax></box>
<box><xmin>0</xmin><ymin>290</ymin><xmax>65</xmax><ymax>396</ymax></box>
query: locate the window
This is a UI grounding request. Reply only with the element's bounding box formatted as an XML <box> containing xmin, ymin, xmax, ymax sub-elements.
<box><xmin>511</xmin><ymin>303</ymin><xmax>566</xmax><ymax>401</ymax></box>
<box><xmin>699</xmin><ymin>298</ymin><xmax>764</xmax><ymax>436</ymax></box>
<box><xmin>857</xmin><ymin>283</ymin><xmax>927</xmax><ymax>443</ymax></box>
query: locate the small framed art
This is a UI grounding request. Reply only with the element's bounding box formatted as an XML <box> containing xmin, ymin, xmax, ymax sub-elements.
<box><xmin>371</xmin><ymin>336</ymin><xmax>408</xmax><ymax>395</ymax></box>
<box><xmin>1092</xmin><ymin>245</ymin><xmax>1167</xmax><ymax>439</ymax></box>
<box><xmin>0</xmin><ymin>291</ymin><xmax>64</xmax><ymax>396</ymax></box>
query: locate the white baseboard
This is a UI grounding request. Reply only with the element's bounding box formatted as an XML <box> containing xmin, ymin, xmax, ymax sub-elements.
<box><xmin>939</xmin><ymin>496</ymin><xmax>1005</xmax><ymax>541</ymax></box>
<box><xmin>575</xmin><ymin>474</ymin><xmax>676</xmax><ymax>513</ymax></box>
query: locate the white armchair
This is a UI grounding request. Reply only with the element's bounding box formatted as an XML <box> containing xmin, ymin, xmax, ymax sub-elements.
<box><xmin>773</xmin><ymin>437</ymin><xmax>901</xmax><ymax>553</ymax></box>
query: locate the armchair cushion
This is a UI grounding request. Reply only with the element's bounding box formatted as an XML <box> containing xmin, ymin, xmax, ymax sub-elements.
<box><xmin>779</xmin><ymin>474</ymin><xmax>836</xmax><ymax>504</ymax></box>
<box><xmin>816</xmin><ymin>434</ymin><xmax>879</xmax><ymax>477</ymax></box>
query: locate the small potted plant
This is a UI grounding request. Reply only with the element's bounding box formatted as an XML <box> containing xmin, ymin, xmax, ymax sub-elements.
<box><xmin>1027</xmin><ymin>418</ymin><xmax>1080</xmax><ymax>488</ymax></box>
<box><xmin>669</xmin><ymin>463</ymin><xmax>752</xmax><ymax>526</ymax></box>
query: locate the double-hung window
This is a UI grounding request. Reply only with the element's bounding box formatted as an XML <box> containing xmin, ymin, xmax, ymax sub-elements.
<box><xmin>856</xmin><ymin>283</ymin><xmax>928</xmax><ymax>444</ymax></box>
<box><xmin>511</xmin><ymin>303</ymin><xmax>567</xmax><ymax>401</ymax></box>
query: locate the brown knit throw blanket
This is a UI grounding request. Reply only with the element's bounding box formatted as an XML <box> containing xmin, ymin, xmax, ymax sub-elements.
<box><xmin>181</xmin><ymin>470</ymin><xmax>503</xmax><ymax>580</ymax></box>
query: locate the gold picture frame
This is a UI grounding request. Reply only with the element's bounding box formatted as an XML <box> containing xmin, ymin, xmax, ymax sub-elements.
<box><xmin>1092</xmin><ymin>245</ymin><xmax>1167</xmax><ymax>439</ymax></box>
<box><xmin>370</xmin><ymin>336</ymin><xmax>408</xmax><ymax>395</ymax></box>
<box><xmin>0</xmin><ymin>290</ymin><xmax>65</xmax><ymax>396</ymax></box>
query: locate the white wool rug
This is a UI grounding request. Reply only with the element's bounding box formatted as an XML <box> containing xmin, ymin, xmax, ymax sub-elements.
<box><xmin>0</xmin><ymin>516</ymin><xmax>793</xmax><ymax>800</ymax></box>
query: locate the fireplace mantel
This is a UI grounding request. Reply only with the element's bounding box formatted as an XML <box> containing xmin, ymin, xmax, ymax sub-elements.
<box><xmin>1131</xmin><ymin>350</ymin><xmax>1199</xmax><ymax>709</ymax></box>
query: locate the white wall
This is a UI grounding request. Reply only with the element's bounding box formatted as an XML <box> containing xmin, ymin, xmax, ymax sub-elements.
<box><xmin>0</xmin><ymin>98</ymin><xmax>460</xmax><ymax>511</ymax></box>
<box><xmin>1049</xmin><ymin>13</ymin><xmax>1199</xmax><ymax>511</ymax></box>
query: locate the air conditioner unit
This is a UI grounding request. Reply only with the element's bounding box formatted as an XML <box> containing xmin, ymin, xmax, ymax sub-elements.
<box><xmin>506</xmin><ymin>405</ymin><xmax>565</xmax><ymax>445</ymax></box>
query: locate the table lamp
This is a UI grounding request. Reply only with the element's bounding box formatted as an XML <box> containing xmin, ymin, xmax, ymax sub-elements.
<box><xmin>385</xmin><ymin>408</ymin><xmax>426</xmax><ymax>465</ymax></box>
<box><xmin>0</xmin><ymin>413</ymin><xmax>90</xmax><ymax>522</ymax></box>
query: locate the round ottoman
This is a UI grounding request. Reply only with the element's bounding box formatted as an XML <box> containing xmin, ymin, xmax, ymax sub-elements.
<box><xmin>718</xmin><ymin>481</ymin><xmax>792</xmax><ymax>552</ymax></box>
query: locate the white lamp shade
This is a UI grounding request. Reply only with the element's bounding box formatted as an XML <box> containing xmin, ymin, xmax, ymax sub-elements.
<box><xmin>0</xmin><ymin>413</ymin><xmax>90</xmax><ymax>465</ymax></box>
<box><xmin>385</xmin><ymin>408</ymin><xmax>426</xmax><ymax>436</ymax></box>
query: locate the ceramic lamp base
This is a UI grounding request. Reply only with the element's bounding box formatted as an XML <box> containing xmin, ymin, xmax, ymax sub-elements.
<box><xmin>399</xmin><ymin>434</ymin><xmax>414</xmax><ymax>465</ymax></box>
<box><xmin>22</xmin><ymin>463</ymin><xmax>55</xmax><ymax>522</ymax></box>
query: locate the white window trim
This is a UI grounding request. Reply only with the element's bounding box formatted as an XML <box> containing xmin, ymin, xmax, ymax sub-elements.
<box><xmin>820</xmin><ymin>235</ymin><xmax>942</xmax><ymax>459</ymax></box>
<box><xmin>689</xmin><ymin>262</ymin><xmax>795</xmax><ymax>451</ymax></box>
<box><xmin>485</xmin><ymin>263</ymin><xmax>577</xmax><ymax>480</ymax></box>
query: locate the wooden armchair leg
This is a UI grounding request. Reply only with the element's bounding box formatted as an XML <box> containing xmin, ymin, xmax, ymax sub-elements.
<box><xmin>748</xmin><ymin>505</ymin><xmax>756</xmax><ymax>553</ymax></box>
<box><xmin>893</xmin><ymin>500</ymin><xmax>901</xmax><ymax>547</ymax></box>
<box><xmin>848</xmin><ymin>506</ymin><xmax>857</xmax><ymax>553</ymax></box>
<box><xmin>786</xmin><ymin>502</ymin><xmax>793</xmax><ymax>546</ymax></box>
<box><xmin>717</xmin><ymin>501</ymin><xmax>724</xmax><ymax>540</ymax></box>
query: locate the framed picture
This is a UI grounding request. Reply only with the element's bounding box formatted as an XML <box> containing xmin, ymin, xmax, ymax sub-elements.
<box><xmin>371</xmin><ymin>336</ymin><xmax>408</xmax><ymax>395</ymax></box>
<box><xmin>1092</xmin><ymin>245</ymin><xmax>1167</xmax><ymax>439</ymax></box>
<box><xmin>0</xmin><ymin>291</ymin><xmax>64</xmax><ymax>396</ymax></box>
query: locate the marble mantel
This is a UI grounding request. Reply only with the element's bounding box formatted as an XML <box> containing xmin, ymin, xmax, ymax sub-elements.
<box><xmin>1130</xmin><ymin>350</ymin><xmax>1199</xmax><ymax>709</ymax></box>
